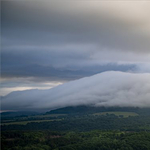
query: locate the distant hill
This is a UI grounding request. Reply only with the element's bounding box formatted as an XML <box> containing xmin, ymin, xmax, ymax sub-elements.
<box><xmin>46</xmin><ymin>105</ymin><xmax>150</xmax><ymax>116</ymax></box>
<box><xmin>1</xmin><ymin>111</ymin><xmax>39</xmax><ymax>118</ymax></box>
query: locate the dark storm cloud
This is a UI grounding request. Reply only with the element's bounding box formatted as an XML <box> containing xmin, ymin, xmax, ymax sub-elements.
<box><xmin>2</xmin><ymin>62</ymin><xmax>135</xmax><ymax>81</ymax></box>
<box><xmin>2</xmin><ymin>45</ymin><xmax>136</xmax><ymax>80</ymax></box>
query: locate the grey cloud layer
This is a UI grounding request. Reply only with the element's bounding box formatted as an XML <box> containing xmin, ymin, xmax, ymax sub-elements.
<box><xmin>2</xmin><ymin>1</ymin><xmax>150</xmax><ymax>77</ymax></box>
<box><xmin>1</xmin><ymin>1</ymin><xmax>150</xmax><ymax>96</ymax></box>
<box><xmin>2</xmin><ymin>1</ymin><xmax>150</xmax><ymax>70</ymax></box>
<box><xmin>2</xmin><ymin>1</ymin><xmax>150</xmax><ymax>52</ymax></box>
<box><xmin>1</xmin><ymin>71</ymin><xmax>150</xmax><ymax>111</ymax></box>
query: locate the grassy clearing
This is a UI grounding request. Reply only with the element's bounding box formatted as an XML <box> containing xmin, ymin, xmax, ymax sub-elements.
<box><xmin>1</xmin><ymin>114</ymin><xmax>67</xmax><ymax>125</ymax></box>
<box><xmin>1</xmin><ymin>119</ymin><xmax>62</xmax><ymax>125</ymax></box>
<box><xmin>93</xmin><ymin>112</ymin><xmax>138</xmax><ymax>118</ymax></box>
<box><xmin>34</xmin><ymin>114</ymin><xmax>67</xmax><ymax>118</ymax></box>
<box><xmin>18</xmin><ymin>114</ymin><xmax>67</xmax><ymax>120</ymax></box>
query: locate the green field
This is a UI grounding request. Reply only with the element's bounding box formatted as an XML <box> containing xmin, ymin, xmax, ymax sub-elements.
<box><xmin>16</xmin><ymin>114</ymin><xmax>67</xmax><ymax>120</ymax></box>
<box><xmin>40</xmin><ymin>114</ymin><xmax>66</xmax><ymax>116</ymax></box>
<box><xmin>32</xmin><ymin>114</ymin><xmax>67</xmax><ymax>118</ymax></box>
<box><xmin>1</xmin><ymin>119</ymin><xmax>62</xmax><ymax>125</ymax></box>
<box><xmin>1</xmin><ymin>113</ymin><xmax>67</xmax><ymax>125</ymax></box>
<box><xmin>93</xmin><ymin>111</ymin><xmax>138</xmax><ymax>118</ymax></box>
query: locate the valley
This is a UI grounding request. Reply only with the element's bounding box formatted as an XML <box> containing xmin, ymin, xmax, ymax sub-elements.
<box><xmin>1</xmin><ymin>106</ymin><xmax>150</xmax><ymax>150</ymax></box>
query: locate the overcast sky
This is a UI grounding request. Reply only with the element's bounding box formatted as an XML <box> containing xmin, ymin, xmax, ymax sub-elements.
<box><xmin>1</xmin><ymin>1</ymin><xmax>150</xmax><ymax>110</ymax></box>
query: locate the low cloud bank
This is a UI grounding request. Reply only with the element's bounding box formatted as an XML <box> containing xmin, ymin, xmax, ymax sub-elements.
<box><xmin>1</xmin><ymin>71</ymin><xmax>150</xmax><ymax>111</ymax></box>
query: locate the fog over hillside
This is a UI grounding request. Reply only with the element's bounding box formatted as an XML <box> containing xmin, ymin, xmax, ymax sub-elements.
<box><xmin>1</xmin><ymin>71</ymin><xmax>150</xmax><ymax>111</ymax></box>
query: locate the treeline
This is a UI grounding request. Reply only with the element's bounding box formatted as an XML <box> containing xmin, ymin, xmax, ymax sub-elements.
<box><xmin>2</xmin><ymin>114</ymin><xmax>150</xmax><ymax>132</ymax></box>
<box><xmin>46</xmin><ymin>106</ymin><xmax>150</xmax><ymax>116</ymax></box>
<box><xmin>2</xmin><ymin>130</ymin><xmax>150</xmax><ymax>150</ymax></box>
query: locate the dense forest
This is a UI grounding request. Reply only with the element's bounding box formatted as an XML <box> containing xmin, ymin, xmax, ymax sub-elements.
<box><xmin>2</xmin><ymin>130</ymin><xmax>150</xmax><ymax>150</ymax></box>
<box><xmin>1</xmin><ymin>106</ymin><xmax>150</xmax><ymax>150</ymax></box>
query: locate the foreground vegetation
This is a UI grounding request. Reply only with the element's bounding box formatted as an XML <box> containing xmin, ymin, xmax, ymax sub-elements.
<box><xmin>1</xmin><ymin>106</ymin><xmax>150</xmax><ymax>150</ymax></box>
<box><xmin>1</xmin><ymin>130</ymin><xmax>150</xmax><ymax>150</ymax></box>
<box><xmin>2</xmin><ymin>113</ymin><xmax>150</xmax><ymax>131</ymax></box>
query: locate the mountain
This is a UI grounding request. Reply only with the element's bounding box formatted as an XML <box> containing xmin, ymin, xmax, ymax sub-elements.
<box><xmin>1</xmin><ymin>111</ymin><xmax>40</xmax><ymax>118</ymax></box>
<box><xmin>46</xmin><ymin>105</ymin><xmax>150</xmax><ymax>116</ymax></box>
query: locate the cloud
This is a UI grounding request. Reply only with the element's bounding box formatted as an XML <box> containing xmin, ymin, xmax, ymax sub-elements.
<box><xmin>1</xmin><ymin>61</ymin><xmax>136</xmax><ymax>96</ymax></box>
<box><xmin>2</xmin><ymin>1</ymin><xmax>150</xmax><ymax>78</ymax></box>
<box><xmin>1</xmin><ymin>1</ymin><xmax>150</xmax><ymax>97</ymax></box>
<box><xmin>0</xmin><ymin>77</ymin><xmax>63</xmax><ymax>96</ymax></box>
<box><xmin>134</xmin><ymin>63</ymin><xmax>150</xmax><ymax>73</ymax></box>
<box><xmin>1</xmin><ymin>71</ymin><xmax>150</xmax><ymax>111</ymax></box>
<box><xmin>2</xmin><ymin>1</ymin><xmax>150</xmax><ymax>53</ymax></box>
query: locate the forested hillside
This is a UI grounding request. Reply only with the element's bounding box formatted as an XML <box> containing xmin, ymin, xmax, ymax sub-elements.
<box><xmin>1</xmin><ymin>106</ymin><xmax>150</xmax><ymax>150</ymax></box>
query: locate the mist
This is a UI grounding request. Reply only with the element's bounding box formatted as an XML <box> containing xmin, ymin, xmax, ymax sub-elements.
<box><xmin>1</xmin><ymin>71</ymin><xmax>150</xmax><ymax>111</ymax></box>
